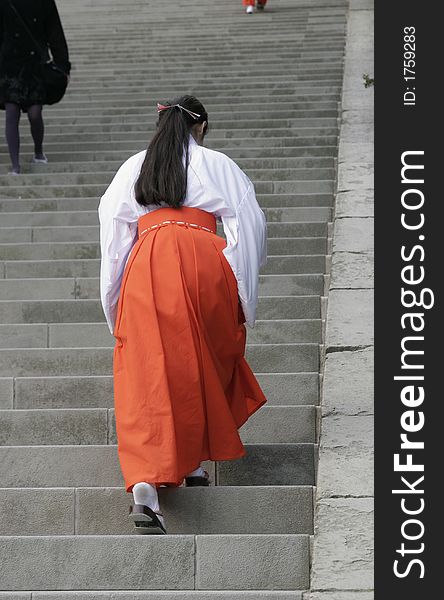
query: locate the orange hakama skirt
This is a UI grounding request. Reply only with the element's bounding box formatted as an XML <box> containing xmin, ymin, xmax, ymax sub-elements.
<box><xmin>112</xmin><ymin>206</ymin><xmax>267</xmax><ymax>492</ymax></box>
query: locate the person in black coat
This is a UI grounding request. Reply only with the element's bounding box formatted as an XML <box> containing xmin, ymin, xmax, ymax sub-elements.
<box><xmin>0</xmin><ymin>0</ymin><xmax>70</xmax><ymax>174</ymax></box>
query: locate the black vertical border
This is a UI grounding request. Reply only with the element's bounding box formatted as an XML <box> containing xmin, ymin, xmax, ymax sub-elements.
<box><xmin>375</xmin><ymin>1</ymin><xmax>441</xmax><ymax>597</ymax></box>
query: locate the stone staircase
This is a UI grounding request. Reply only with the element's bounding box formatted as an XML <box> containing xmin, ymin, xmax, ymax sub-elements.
<box><xmin>0</xmin><ymin>0</ymin><xmax>347</xmax><ymax>596</ymax></box>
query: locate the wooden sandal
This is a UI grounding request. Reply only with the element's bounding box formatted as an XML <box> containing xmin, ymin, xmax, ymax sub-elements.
<box><xmin>185</xmin><ymin>469</ymin><xmax>211</xmax><ymax>487</ymax></box>
<box><xmin>129</xmin><ymin>504</ymin><xmax>167</xmax><ymax>534</ymax></box>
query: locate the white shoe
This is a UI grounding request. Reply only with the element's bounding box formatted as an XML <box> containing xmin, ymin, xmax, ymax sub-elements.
<box><xmin>31</xmin><ymin>154</ymin><xmax>48</xmax><ymax>164</ymax></box>
<box><xmin>246</xmin><ymin>5</ymin><xmax>254</xmax><ymax>13</ymax></box>
<box><xmin>8</xmin><ymin>170</ymin><xmax>20</xmax><ymax>176</ymax></box>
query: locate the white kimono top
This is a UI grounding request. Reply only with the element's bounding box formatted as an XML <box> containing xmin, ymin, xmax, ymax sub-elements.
<box><xmin>98</xmin><ymin>135</ymin><xmax>268</xmax><ymax>334</ymax></box>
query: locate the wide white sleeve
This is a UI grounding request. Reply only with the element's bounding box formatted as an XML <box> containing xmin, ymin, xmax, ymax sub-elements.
<box><xmin>220</xmin><ymin>174</ymin><xmax>267</xmax><ymax>328</ymax></box>
<box><xmin>98</xmin><ymin>158</ymin><xmax>141</xmax><ymax>334</ymax></box>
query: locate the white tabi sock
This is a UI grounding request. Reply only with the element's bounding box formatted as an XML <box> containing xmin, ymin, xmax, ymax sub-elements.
<box><xmin>186</xmin><ymin>466</ymin><xmax>206</xmax><ymax>478</ymax></box>
<box><xmin>132</xmin><ymin>482</ymin><xmax>160</xmax><ymax>513</ymax></box>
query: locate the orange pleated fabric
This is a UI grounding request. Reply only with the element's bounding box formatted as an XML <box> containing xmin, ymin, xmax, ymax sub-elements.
<box><xmin>113</xmin><ymin>206</ymin><xmax>267</xmax><ymax>492</ymax></box>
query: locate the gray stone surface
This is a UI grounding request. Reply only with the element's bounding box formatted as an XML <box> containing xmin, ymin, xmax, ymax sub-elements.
<box><xmin>311</xmin><ymin>498</ymin><xmax>374</xmax><ymax>591</ymax></box>
<box><xmin>335</xmin><ymin>190</ymin><xmax>373</xmax><ymax>218</ymax></box>
<box><xmin>330</xmin><ymin>252</ymin><xmax>374</xmax><ymax>290</ymax></box>
<box><xmin>196</xmin><ymin>535</ymin><xmax>310</xmax><ymax>590</ymax></box>
<box><xmin>322</xmin><ymin>348</ymin><xmax>374</xmax><ymax>416</ymax></box>
<box><xmin>310</xmin><ymin>594</ymin><xmax>373</xmax><ymax>600</ymax></box>
<box><xmin>309</xmin><ymin>0</ymin><xmax>374</xmax><ymax>597</ymax></box>
<box><xmin>325</xmin><ymin>290</ymin><xmax>373</xmax><ymax>348</ymax></box>
<box><xmin>0</xmin><ymin>488</ymin><xmax>75</xmax><ymax>535</ymax></box>
<box><xmin>0</xmin><ymin>409</ymin><xmax>108</xmax><ymax>445</ymax></box>
<box><xmin>31</xmin><ymin>593</ymin><xmax>304</xmax><ymax>599</ymax></box>
<box><xmin>317</xmin><ymin>446</ymin><xmax>373</xmax><ymax>499</ymax></box>
<box><xmin>337</xmin><ymin>163</ymin><xmax>374</xmax><ymax>192</ymax></box>
<box><xmin>217</xmin><ymin>444</ymin><xmax>314</xmax><ymax>486</ymax></box>
<box><xmin>0</xmin><ymin>536</ymin><xmax>194</xmax><ymax>590</ymax></box>
<box><xmin>0</xmin><ymin>377</ymin><xmax>13</xmax><ymax>408</ymax></box>
<box><xmin>75</xmin><ymin>486</ymin><xmax>313</xmax><ymax>536</ymax></box>
<box><xmin>332</xmin><ymin>218</ymin><xmax>374</xmax><ymax>254</ymax></box>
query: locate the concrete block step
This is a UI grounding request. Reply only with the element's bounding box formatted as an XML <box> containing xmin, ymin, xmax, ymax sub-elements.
<box><xmin>62</xmin><ymin>82</ymin><xmax>342</xmax><ymax>99</ymax></box>
<box><xmin>0</xmin><ymin>137</ymin><xmax>338</xmax><ymax>161</ymax></box>
<box><xmin>0</xmin><ymin>295</ymin><xmax>321</xmax><ymax>324</ymax></box>
<box><xmin>17</xmin><ymin>158</ymin><xmax>335</xmax><ymax>176</ymax></box>
<box><xmin>0</xmin><ymin>343</ymin><xmax>320</xmax><ymax>377</ymax></box>
<box><xmin>0</xmin><ymin>274</ymin><xmax>324</xmax><ymax>301</ymax></box>
<box><xmin>0</xmin><ymin>238</ymin><xmax>327</xmax><ymax>260</ymax></box>
<box><xmin>5</xmin><ymin>372</ymin><xmax>318</xmax><ymax>410</ymax></box>
<box><xmin>0</xmin><ymin>126</ymin><xmax>339</xmax><ymax>146</ymax></box>
<box><xmin>0</xmin><ymin>592</ymin><xmax>305</xmax><ymax>599</ymax></box>
<box><xmin>0</xmin><ymin>166</ymin><xmax>334</xmax><ymax>187</ymax></box>
<box><xmin>0</xmin><ymin>405</ymin><xmax>315</xmax><ymax>446</ymax></box>
<box><xmin>43</xmin><ymin>93</ymin><xmax>341</xmax><ymax>110</ymax></box>
<box><xmin>0</xmin><ymin>534</ymin><xmax>309</xmax><ymax>591</ymax></box>
<box><xmin>67</xmin><ymin>70</ymin><xmax>342</xmax><ymax>84</ymax></box>
<box><xmin>0</xmin><ymin>206</ymin><xmax>332</xmax><ymax>230</ymax></box>
<box><xmin>0</xmin><ymin>319</ymin><xmax>322</xmax><ymax>348</ymax></box>
<box><xmin>0</xmin><ymin>222</ymin><xmax>328</xmax><ymax>243</ymax></box>
<box><xmin>67</xmin><ymin>51</ymin><xmax>343</xmax><ymax>67</ymax></box>
<box><xmin>18</xmin><ymin>119</ymin><xmax>339</xmax><ymax>137</ymax></box>
<box><xmin>0</xmin><ymin>180</ymin><xmax>334</xmax><ymax>199</ymax></box>
<box><xmin>40</xmin><ymin>100</ymin><xmax>338</xmax><ymax>118</ymax></box>
<box><xmin>0</xmin><ymin>145</ymin><xmax>338</xmax><ymax>165</ymax></box>
<box><xmin>0</xmin><ymin>485</ymin><xmax>313</xmax><ymax>535</ymax></box>
<box><xmin>0</xmin><ymin>443</ymin><xmax>315</xmax><ymax>487</ymax></box>
<box><xmin>1</xmin><ymin>254</ymin><xmax>327</xmax><ymax>279</ymax></box>
<box><xmin>0</xmin><ymin>200</ymin><xmax>333</xmax><ymax>220</ymax></box>
<box><xmin>62</xmin><ymin>71</ymin><xmax>343</xmax><ymax>87</ymax></box>
<box><xmin>35</xmin><ymin>108</ymin><xmax>339</xmax><ymax>126</ymax></box>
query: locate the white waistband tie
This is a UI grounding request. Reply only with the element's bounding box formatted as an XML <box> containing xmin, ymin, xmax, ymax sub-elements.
<box><xmin>139</xmin><ymin>220</ymin><xmax>214</xmax><ymax>238</ymax></box>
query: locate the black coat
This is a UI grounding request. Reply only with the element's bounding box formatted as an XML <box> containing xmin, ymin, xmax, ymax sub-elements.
<box><xmin>0</xmin><ymin>0</ymin><xmax>71</xmax><ymax>109</ymax></box>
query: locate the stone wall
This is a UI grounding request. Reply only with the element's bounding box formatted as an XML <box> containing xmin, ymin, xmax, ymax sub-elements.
<box><xmin>308</xmin><ymin>0</ymin><xmax>374</xmax><ymax>598</ymax></box>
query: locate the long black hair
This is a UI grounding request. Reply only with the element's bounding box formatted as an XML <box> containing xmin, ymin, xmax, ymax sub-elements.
<box><xmin>135</xmin><ymin>95</ymin><xmax>209</xmax><ymax>208</ymax></box>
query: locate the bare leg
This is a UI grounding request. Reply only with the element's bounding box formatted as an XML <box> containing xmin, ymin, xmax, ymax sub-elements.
<box><xmin>5</xmin><ymin>102</ymin><xmax>21</xmax><ymax>173</ymax></box>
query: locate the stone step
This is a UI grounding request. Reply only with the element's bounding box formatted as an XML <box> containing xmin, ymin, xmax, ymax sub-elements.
<box><xmin>0</xmin><ymin>344</ymin><xmax>320</xmax><ymax>376</ymax></box>
<box><xmin>0</xmin><ymin>592</ymin><xmax>305</xmax><ymax>599</ymax></box>
<box><xmin>0</xmin><ymin>180</ymin><xmax>334</xmax><ymax>199</ymax></box>
<box><xmin>66</xmin><ymin>51</ymin><xmax>343</xmax><ymax>65</ymax></box>
<box><xmin>9</xmin><ymin>158</ymin><xmax>337</xmax><ymax>176</ymax></box>
<box><xmin>0</xmin><ymin>295</ymin><xmax>321</xmax><ymax>324</ymax></box>
<box><xmin>1</xmin><ymin>255</ymin><xmax>327</xmax><ymax>279</ymax></box>
<box><xmin>16</xmin><ymin>119</ymin><xmax>338</xmax><ymax>137</ymax></box>
<box><xmin>0</xmin><ymin>136</ymin><xmax>338</xmax><ymax>159</ymax></box>
<box><xmin>0</xmin><ymin>405</ymin><xmax>315</xmax><ymax>446</ymax></box>
<box><xmin>0</xmin><ymin>534</ymin><xmax>309</xmax><ymax>591</ymax></box>
<box><xmin>0</xmin><ymin>319</ymin><xmax>322</xmax><ymax>347</ymax></box>
<box><xmin>26</xmin><ymin>108</ymin><xmax>339</xmax><ymax>125</ymax></box>
<box><xmin>0</xmin><ymin>485</ymin><xmax>313</xmax><ymax>535</ymax></box>
<box><xmin>57</xmin><ymin>69</ymin><xmax>343</xmax><ymax>84</ymax></box>
<box><xmin>0</xmin><ymin>274</ymin><xmax>324</xmax><ymax>301</ymax></box>
<box><xmin>0</xmin><ymin>202</ymin><xmax>334</xmax><ymax>219</ymax></box>
<box><xmin>39</xmin><ymin>100</ymin><xmax>339</xmax><ymax>116</ymax></box>
<box><xmin>0</xmin><ymin>145</ymin><xmax>338</xmax><ymax>164</ymax></box>
<box><xmin>1</xmin><ymin>272</ymin><xmax>325</xmax><ymax>299</ymax></box>
<box><xmin>0</xmin><ymin>238</ymin><xmax>327</xmax><ymax>260</ymax></box>
<box><xmin>1</xmin><ymin>372</ymin><xmax>319</xmax><ymax>409</ymax></box>
<box><xmin>38</xmin><ymin>94</ymin><xmax>341</xmax><ymax>110</ymax></box>
<box><xmin>0</xmin><ymin>443</ymin><xmax>315</xmax><ymax>487</ymax></box>
<box><xmin>61</xmin><ymin>79</ymin><xmax>342</xmax><ymax>95</ymax></box>
<box><xmin>0</xmin><ymin>130</ymin><xmax>338</xmax><ymax>152</ymax></box>
<box><xmin>0</xmin><ymin>222</ymin><xmax>328</xmax><ymax>243</ymax></box>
